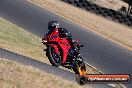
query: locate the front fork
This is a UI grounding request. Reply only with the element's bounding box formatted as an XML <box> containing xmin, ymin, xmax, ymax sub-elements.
<box><xmin>72</xmin><ymin>55</ymin><xmax>86</xmax><ymax>74</ymax></box>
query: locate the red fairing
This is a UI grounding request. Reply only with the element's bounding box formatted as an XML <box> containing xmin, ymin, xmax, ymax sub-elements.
<box><xmin>47</xmin><ymin>29</ymin><xmax>60</xmax><ymax>43</ymax></box>
<box><xmin>58</xmin><ymin>38</ymin><xmax>71</xmax><ymax>63</ymax></box>
<box><xmin>43</xmin><ymin>28</ymin><xmax>71</xmax><ymax>64</ymax></box>
<box><xmin>49</xmin><ymin>44</ymin><xmax>59</xmax><ymax>55</ymax></box>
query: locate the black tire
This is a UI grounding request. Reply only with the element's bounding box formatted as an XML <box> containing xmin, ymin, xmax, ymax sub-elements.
<box><xmin>119</xmin><ymin>18</ymin><xmax>124</xmax><ymax>23</ymax></box>
<box><xmin>82</xmin><ymin>2</ymin><xmax>87</xmax><ymax>7</ymax></box>
<box><xmin>95</xmin><ymin>9</ymin><xmax>100</xmax><ymax>15</ymax></box>
<box><xmin>100</xmin><ymin>9</ymin><xmax>105</xmax><ymax>14</ymax></box>
<box><xmin>118</xmin><ymin>16</ymin><xmax>123</xmax><ymax>22</ymax></box>
<box><xmin>112</xmin><ymin>17</ymin><xmax>120</xmax><ymax>22</ymax></box>
<box><xmin>129</xmin><ymin>16</ymin><xmax>132</xmax><ymax>21</ymax></box>
<box><xmin>86</xmin><ymin>6</ymin><xmax>92</xmax><ymax>11</ymax></box>
<box><xmin>63</xmin><ymin>0</ymin><xmax>68</xmax><ymax>3</ymax></box>
<box><xmin>76</xmin><ymin>2</ymin><xmax>83</xmax><ymax>8</ymax></box>
<box><xmin>103</xmin><ymin>8</ymin><xmax>110</xmax><ymax>13</ymax></box>
<box><xmin>72</xmin><ymin>2</ymin><xmax>77</xmax><ymax>7</ymax></box>
<box><xmin>79</xmin><ymin>0</ymin><xmax>86</xmax><ymax>3</ymax></box>
<box><xmin>124</xmin><ymin>20</ymin><xmax>132</xmax><ymax>26</ymax></box>
<box><xmin>111</xmin><ymin>14</ymin><xmax>118</xmax><ymax>20</ymax></box>
<box><xmin>96</xmin><ymin>6</ymin><xmax>102</xmax><ymax>11</ymax></box>
<box><xmin>107</xmin><ymin>11</ymin><xmax>113</xmax><ymax>17</ymax></box>
<box><xmin>47</xmin><ymin>45</ymin><xmax>61</xmax><ymax>67</ymax></box>
<box><xmin>115</xmin><ymin>15</ymin><xmax>122</xmax><ymax>20</ymax></box>
<box><xmin>91</xmin><ymin>5</ymin><xmax>96</xmax><ymax>10</ymax></box>
<box><xmin>124</xmin><ymin>18</ymin><xmax>130</xmax><ymax>21</ymax></box>
<box><xmin>102</xmin><ymin>13</ymin><xmax>108</xmax><ymax>17</ymax></box>
<box><xmin>68</xmin><ymin>0</ymin><xmax>74</xmax><ymax>4</ymax></box>
<box><xmin>87</xmin><ymin>2</ymin><xmax>94</xmax><ymax>7</ymax></box>
<box><xmin>76</xmin><ymin>75</ymin><xmax>87</xmax><ymax>85</ymax></box>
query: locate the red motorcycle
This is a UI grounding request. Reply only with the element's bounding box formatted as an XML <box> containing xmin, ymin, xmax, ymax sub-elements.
<box><xmin>42</xmin><ymin>28</ymin><xmax>86</xmax><ymax>75</ymax></box>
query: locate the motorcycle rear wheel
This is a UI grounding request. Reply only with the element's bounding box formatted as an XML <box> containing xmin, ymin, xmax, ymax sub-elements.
<box><xmin>47</xmin><ymin>45</ymin><xmax>61</xmax><ymax>67</ymax></box>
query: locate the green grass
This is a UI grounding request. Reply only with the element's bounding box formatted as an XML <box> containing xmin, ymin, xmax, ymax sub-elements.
<box><xmin>0</xmin><ymin>17</ymin><xmax>48</xmax><ymax>63</ymax></box>
<box><xmin>0</xmin><ymin>58</ymin><xmax>86</xmax><ymax>88</ymax></box>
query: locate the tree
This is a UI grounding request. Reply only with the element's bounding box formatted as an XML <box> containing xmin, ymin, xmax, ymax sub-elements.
<box><xmin>121</xmin><ymin>0</ymin><xmax>132</xmax><ymax>15</ymax></box>
<box><xmin>121</xmin><ymin>0</ymin><xmax>132</xmax><ymax>5</ymax></box>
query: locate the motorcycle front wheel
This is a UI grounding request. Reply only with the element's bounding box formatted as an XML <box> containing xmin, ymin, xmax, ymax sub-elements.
<box><xmin>47</xmin><ymin>45</ymin><xmax>61</xmax><ymax>67</ymax></box>
<box><xmin>73</xmin><ymin>60</ymin><xmax>86</xmax><ymax>75</ymax></box>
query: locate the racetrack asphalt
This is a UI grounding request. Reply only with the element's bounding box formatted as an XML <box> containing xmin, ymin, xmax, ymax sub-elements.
<box><xmin>0</xmin><ymin>0</ymin><xmax>132</xmax><ymax>87</ymax></box>
<box><xmin>0</xmin><ymin>48</ymin><xmax>113</xmax><ymax>88</ymax></box>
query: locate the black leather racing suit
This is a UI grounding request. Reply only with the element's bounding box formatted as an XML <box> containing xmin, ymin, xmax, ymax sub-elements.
<box><xmin>58</xmin><ymin>28</ymin><xmax>80</xmax><ymax>57</ymax></box>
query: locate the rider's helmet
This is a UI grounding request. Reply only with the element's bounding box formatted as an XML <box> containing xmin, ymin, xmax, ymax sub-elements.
<box><xmin>48</xmin><ymin>20</ymin><xmax>59</xmax><ymax>30</ymax></box>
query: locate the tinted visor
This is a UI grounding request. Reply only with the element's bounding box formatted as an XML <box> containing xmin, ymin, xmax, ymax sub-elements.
<box><xmin>52</xmin><ymin>21</ymin><xmax>59</xmax><ymax>28</ymax></box>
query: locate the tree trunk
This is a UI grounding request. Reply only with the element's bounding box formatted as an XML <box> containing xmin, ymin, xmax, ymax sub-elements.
<box><xmin>127</xmin><ymin>4</ymin><xmax>132</xmax><ymax>15</ymax></box>
<box><xmin>130</xmin><ymin>6</ymin><xmax>132</xmax><ymax>15</ymax></box>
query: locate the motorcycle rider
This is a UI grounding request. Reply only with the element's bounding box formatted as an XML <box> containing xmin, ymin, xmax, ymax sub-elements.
<box><xmin>42</xmin><ymin>20</ymin><xmax>81</xmax><ymax>62</ymax></box>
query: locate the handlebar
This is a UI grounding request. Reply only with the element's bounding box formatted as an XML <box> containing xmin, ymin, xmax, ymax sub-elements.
<box><xmin>79</xmin><ymin>45</ymin><xmax>84</xmax><ymax>48</ymax></box>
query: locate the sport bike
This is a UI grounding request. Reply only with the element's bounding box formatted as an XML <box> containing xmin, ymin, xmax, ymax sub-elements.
<box><xmin>42</xmin><ymin>29</ymin><xmax>86</xmax><ymax>75</ymax></box>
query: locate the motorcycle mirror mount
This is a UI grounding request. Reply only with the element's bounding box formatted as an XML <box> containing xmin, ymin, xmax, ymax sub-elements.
<box><xmin>79</xmin><ymin>45</ymin><xmax>84</xmax><ymax>47</ymax></box>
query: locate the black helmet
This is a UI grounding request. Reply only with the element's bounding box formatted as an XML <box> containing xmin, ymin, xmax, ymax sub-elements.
<box><xmin>48</xmin><ymin>20</ymin><xmax>59</xmax><ymax>30</ymax></box>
